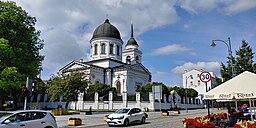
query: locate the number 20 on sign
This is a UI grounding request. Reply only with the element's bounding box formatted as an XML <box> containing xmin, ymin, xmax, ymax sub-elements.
<box><xmin>199</xmin><ymin>72</ymin><xmax>212</xmax><ymax>83</ymax></box>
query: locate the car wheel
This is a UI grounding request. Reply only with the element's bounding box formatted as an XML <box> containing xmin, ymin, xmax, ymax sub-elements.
<box><xmin>140</xmin><ymin>117</ymin><xmax>146</xmax><ymax>124</ymax></box>
<box><xmin>124</xmin><ymin>119</ymin><xmax>129</xmax><ymax>126</ymax></box>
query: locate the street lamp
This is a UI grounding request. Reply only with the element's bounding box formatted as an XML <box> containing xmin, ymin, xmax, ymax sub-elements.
<box><xmin>211</xmin><ymin>37</ymin><xmax>235</xmax><ymax>77</ymax></box>
<box><xmin>185</xmin><ymin>75</ymin><xmax>193</xmax><ymax>113</ymax></box>
<box><xmin>117</xmin><ymin>74</ymin><xmax>128</xmax><ymax>108</ymax></box>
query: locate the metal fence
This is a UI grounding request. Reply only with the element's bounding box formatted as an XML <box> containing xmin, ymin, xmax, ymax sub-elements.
<box><xmin>83</xmin><ymin>94</ymin><xmax>95</xmax><ymax>101</ymax></box>
<box><xmin>141</xmin><ymin>93</ymin><xmax>149</xmax><ymax>101</ymax></box>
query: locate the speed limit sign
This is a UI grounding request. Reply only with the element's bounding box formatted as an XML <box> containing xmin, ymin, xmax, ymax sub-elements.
<box><xmin>200</xmin><ymin>72</ymin><xmax>212</xmax><ymax>83</ymax></box>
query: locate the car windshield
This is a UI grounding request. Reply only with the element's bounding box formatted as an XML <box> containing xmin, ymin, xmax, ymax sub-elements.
<box><xmin>115</xmin><ymin>108</ymin><xmax>130</xmax><ymax>114</ymax></box>
<box><xmin>0</xmin><ymin>113</ymin><xmax>13</xmax><ymax>121</ymax></box>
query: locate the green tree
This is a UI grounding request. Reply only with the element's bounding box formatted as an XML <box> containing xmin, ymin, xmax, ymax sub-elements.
<box><xmin>221</xmin><ymin>40</ymin><xmax>255</xmax><ymax>81</ymax></box>
<box><xmin>0</xmin><ymin>67</ymin><xmax>24</xmax><ymax>110</ymax></box>
<box><xmin>48</xmin><ymin>72</ymin><xmax>88</xmax><ymax>104</ymax></box>
<box><xmin>138</xmin><ymin>82</ymin><xmax>170</xmax><ymax>101</ymax></box>
<box><xmin>87</xmin><ymin>82</ymin><xmax>116</xmax><ymax>100</ymax></box>
<box><xmin>0</xmin><ymin>38</ymin><xmax>14</xmax><ymax>69</ymax></box>
<box><xmin>0</xmin><ymin>1</ymin><xmax>44</xmax><ymax>78</ymax></box>
<box><xmin>169</xmin><ymin>86</ymin><xmax>186</xmax><ymax>97</ymax></box>
<box><xmin>33</xmin><ymin>78</ymin><xmax>47</xmax><ymax>94</ymax></box>
<box><xmin>213</xmin><ymin>76</ymin><xmax>222</xmax><ymax>88</ymax></box>
<box><xmin>48</xmin><ymin>76</ymin><xmax>64</xmax><ymax>102</ymax></box>
<box><xmin>235</xmin><ymin>40</ymin><xmax>254</xmax><ymax>74</ymax></box>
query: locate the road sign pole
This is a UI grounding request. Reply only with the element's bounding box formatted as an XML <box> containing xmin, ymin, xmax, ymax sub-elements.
<box><xmin>205</xmin><ymin>82</ymin><xmax>210</xmax><ymax>118</ymax></box>
<box><xmin>200</xmin><ymin>72</ymin><xmax>212</xmax><ymax>119</ymax></box>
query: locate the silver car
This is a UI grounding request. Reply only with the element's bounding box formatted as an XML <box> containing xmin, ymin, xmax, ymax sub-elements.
<box><xmin>0</xmin><ymin>110</ymin><xmax>57</xmax><ymax>128</ymax></box>
<box><xmin>106</xmin><ymin>108</ymin><xmax>146</xmax><ymax>126</ymax></box>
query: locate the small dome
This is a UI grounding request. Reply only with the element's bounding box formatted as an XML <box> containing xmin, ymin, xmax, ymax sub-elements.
<box><xmin>126</xmin><ymin>23</ymin><xmax>138</xmax><ymax>47</ymax></box>
<box><xmin>91</xmin><ymin>19</ymin><xmax>122</xmax><ymax>41</ymax></box>
<box><xmin>126</xmin><ymin>37</ymin><xmax>138</xmax><ymax>46</ymax></box>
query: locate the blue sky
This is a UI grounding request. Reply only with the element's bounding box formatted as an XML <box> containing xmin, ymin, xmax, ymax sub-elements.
<box><xmin>12</xmin><ymin>0</ymin><xmax>256</xmax><ymax>86</ymax></box>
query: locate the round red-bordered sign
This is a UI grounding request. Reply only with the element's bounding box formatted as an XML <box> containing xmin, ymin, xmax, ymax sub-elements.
<box><xmin>200</xmin><ymin>72</ymin><xmax>212</xmax><ymax>83</ymax></box>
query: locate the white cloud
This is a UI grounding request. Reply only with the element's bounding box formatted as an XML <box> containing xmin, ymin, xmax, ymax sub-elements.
<box><xmin>152</xmin><ymin>44</ymin><xmax>191</xmax><ymax>55</ymax></box>
<box><xmin>171</xmin><ymin>62</ymin><xmax>221</xmax><ymax>75</ymax></box>
<box><xmin>177</xmin><ymin>0</ymin><xmax>256</xmax><ymax>15</ymax></box>
<box><xmin>12</xmin><ymin>0</ymin><xmax>179</xmax><ymax>79</ymax></box>
<box><xmin>223</xmin><ymin>0</ymin><xmax>256</xmax><ymax>15</ymax></box>
<box><xmin>177</xmin><ymin>0</ymin><xmax>219</xmax><ymax>14</ymax></box>
<box><xmin>9</xmin><ymin>0</ymin><xmax>255</xmax><ymax>81</ymax></box>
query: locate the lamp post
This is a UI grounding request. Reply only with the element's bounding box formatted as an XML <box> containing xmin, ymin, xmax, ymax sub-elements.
<box><xmin>211</xmin><ymin>37</ymin><xmax>234</xmax><ymax>77</ymax></box>
<box><xmin>117</xmin><ymin>74</ymin><xmax>128</xmax><ymax>108</ymax></box>
<box><xmin>185</xmin><ymin>75</ymin><xmax>193</xmax><ymax>113</ymax></box>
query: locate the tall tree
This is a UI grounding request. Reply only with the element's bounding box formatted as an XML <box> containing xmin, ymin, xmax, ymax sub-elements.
<box><xmin>220</xmin><ymin>40</ymin><xmax>255</xmax><ymax>81</ymax></box>
<box><xmin>235</xmin><ymin>40</ymin><xmax>254</xmax><ymax>74</ymax></box>
<box><xmin>0</xmin><ymin>1</ymin><xmax>44</xmax><ymax>78</ymax></box>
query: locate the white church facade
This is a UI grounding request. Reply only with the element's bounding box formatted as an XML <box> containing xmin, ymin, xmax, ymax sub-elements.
<box><xmin>58</xmin><ymin>19</ymin><xmax>151</xmax><ymax>95</ymax></box>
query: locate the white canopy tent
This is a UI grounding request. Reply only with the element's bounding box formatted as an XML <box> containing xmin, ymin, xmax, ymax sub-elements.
<box><xmin>204</xmin><ymin>71</ymin><xmax>256</xmax><ymax>120</ymax></box>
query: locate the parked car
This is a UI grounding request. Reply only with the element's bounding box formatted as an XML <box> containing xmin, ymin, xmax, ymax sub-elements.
<box><xmin>106</xmin><ymin>108</ymin><xmax>146</xmax><ymax>126</ymax></box>
<box><xmin>0</xmin><ymin>110</ymin><xmax>57</xmax><ymax>128</ymax></box>
<box><xmin>239</xmin><ymin>107</ymin><xmax>256</xmax><ymax>116</ymax></box>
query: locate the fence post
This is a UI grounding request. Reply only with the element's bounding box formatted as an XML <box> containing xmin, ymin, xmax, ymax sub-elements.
<box><xmin>77</xmin><ymin>93</ymin><xmax>84</xmax><ymax>110</ymax></box>
<box><xmin>149</xmin><ymin>92</ymin><xmax>154</xmax><ymax>111</ymax></box>
<box><xmin>109</xmin><ymin>91</ymin><xmax>113</xmax><ymax>110</ymax></box>
<box><xmin>163</xmin><ymin>94</ymin><xmax>167</xmax><ymax>110</ymax></box>
<box><xmin>95</xmin><ymin>92</ymin><xmax>99</xmax><ymax>110</ymax></box>
<box><xmin>122</xmin><ymin>93</ymin><xmax>127</xmax><ymax>108</ymax></box>
<box><xmin>136</xmin><ymin>92</ymin><xmax>141</xmax><ymax>107</ymax></box>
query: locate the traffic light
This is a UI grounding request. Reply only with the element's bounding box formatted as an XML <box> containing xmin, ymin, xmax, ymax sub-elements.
<box><xmin>31</xmin><ymin>83</ymin><xmax>36</xmax><ymax>92</ymax></box>
<box><xmin>22</xmin><ymin>87</ymin><xmax>29</xmax><ymax>97</ymax></box>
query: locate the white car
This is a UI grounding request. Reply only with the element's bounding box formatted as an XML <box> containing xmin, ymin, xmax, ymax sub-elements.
<box><xmin>0</xmin><ymin>110</ymin><xmax>57</xmax><ymax>128</ymax></box>
<box><xmin>106</xmin><ymin>108</ymin><xmax>146</xmax><ymax>126</ymax></box>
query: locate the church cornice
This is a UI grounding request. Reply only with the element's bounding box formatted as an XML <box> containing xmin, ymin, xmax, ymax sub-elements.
<box><xmin>59</xmin><ymin>60</ymin><xmax>89</xmax><ymax>72</ymax></box>
<box><xmin>112</xmin><ymin>63</ymin><xmax>151</xmax><ymax>75</ymax></box>
<box><xmin>123</xmin><ymin>49</ymin><xmax>142</xmax><ymax>54</ymax></box>
<box><xmin>87</xmin><ymin>58</ymin><xmax>125</xmax><ymax>65</ymax></box>
<box><xmin>90</xmin><ymin>37</ymin><xmax>123</xmax><ymax>44</ymax></box>
<box><xmin>59</xmin><ymin>60</ymin><xmax>106</xmax><ymax>74</ymax></box>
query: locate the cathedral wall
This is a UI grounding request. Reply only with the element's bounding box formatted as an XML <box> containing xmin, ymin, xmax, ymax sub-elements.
<box><xmin>89</xmin><ymin>67</ymin><xmax>104</xmax><ymax>84</ymax></box>
<box><xmin>127</xmin><ymin>71</ymin><xmax>150</xmax><ymax>94</ymax></box>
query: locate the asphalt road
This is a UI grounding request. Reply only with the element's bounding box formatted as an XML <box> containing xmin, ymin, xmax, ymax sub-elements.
<box><xmin>86</xmin><ymin>109</ymin><xmax>226</xmax><ymax>128</ymax></box>
<box><xmin>56</xmin><ymin>108</ymin><xmax>226</xmax><ymax>128</ymax></box>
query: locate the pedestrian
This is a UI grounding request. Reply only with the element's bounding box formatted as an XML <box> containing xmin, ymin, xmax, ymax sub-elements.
<box><xmin>229</xmin><ymin>107</ymin><xmax>237</xmax><ymax>127</ymax></box>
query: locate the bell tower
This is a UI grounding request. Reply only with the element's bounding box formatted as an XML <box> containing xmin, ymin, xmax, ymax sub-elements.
<box><xmin>122</xmin><ymin>23</ymin><xmax>142</xmax><ymax>64</ymax></box>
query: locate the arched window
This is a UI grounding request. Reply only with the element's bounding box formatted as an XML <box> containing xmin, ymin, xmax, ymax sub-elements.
<box><xmin>109</xmin><ymin>44</ymin><xmax>114</xmax><ymax>54</ymax></box>
<box><xmin>101</xmin><ymin>43</ymin><xmax>106</xmax><ymax>54</ymax></box>
<box><xmin>116</xmin><ymin>81</ymin><xmax>121</xmax><ymax>94</ymax></box>
<box><xmin>116</xmin><ymin>45</ymin><xmax>120</xmax><ymax>55</ymax></box>
<box><xmin>126</xmin><ymin>56</ymin><xmax>131</xmax><ymax>64</ymax></box>
<box><xmin>94</xmin><ymin>44</ymin><xmax>98</xmax><ymax>55</ymax></box>
<box><xmin>136</xmin><ymin>56</ymin><xmax>139</xmax><ymax>62</ymax></box>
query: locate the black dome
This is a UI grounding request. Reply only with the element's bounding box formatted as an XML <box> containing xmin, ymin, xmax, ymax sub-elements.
<box><xmin>91</xmin><ymin>19</ymin><xmax>122</xmax><ymax>41</ymax></box>
<box><xmin>126</xmin><ymin>37</ymin><xmax>138</xmax><ymax>46</ymax></box>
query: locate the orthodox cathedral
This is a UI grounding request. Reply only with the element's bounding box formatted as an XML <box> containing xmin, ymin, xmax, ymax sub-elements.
<box><xmin>59</xmin><ymin>19</ymin><xmax>151</xmax><ymax>95</ymax></box>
